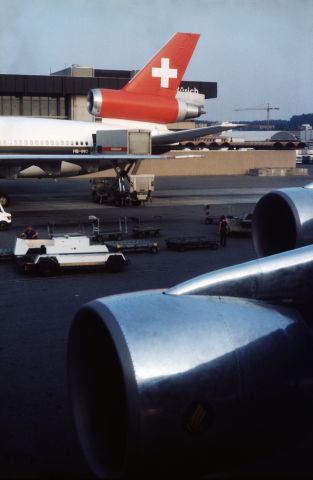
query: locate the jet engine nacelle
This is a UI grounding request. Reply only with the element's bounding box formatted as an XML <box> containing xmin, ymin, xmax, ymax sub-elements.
<box><xmin>68</xmin><ymin>248</ymin><xmax>313</xmax><ymax>478</ymax></box>
<box><xmin>253</xmin><ymin>184</ymin><xmax>313</xmax><ymax>257</ymax></box>
<box><xmin>87</xmin><ymin>88</ymin><xmax>202</xmax><ymax>123</ymax></box>
<box><xmin>68</xmin><ymin>185</ymin><xmax>313</xmax><ymax>478</ymax></box>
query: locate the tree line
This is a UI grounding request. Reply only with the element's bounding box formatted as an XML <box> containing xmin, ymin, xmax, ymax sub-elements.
<box><xmin>237</xmin><ymin>114</ymin><xmax>313</xmax><ymax>131</ymax></box>
<box><xmin>205</xmin><ymin>114</ymin><xmax>313</xmax><ymax>131</ymax></box>
<box><xmin>289</xmin><ymin>114</ymin><xmax>313</xmax><ymax>130</ymax></box>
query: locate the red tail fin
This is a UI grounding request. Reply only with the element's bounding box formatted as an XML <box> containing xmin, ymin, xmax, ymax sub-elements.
<box><xmin>123</xmin><ymin>32</ymin><xmax>200</xmax><ymax>97</ymax></box>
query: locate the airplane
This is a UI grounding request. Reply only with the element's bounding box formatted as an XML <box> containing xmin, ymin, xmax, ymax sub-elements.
<box><xmin>0</xmin><ymin>32</ymin><xmax>240</xmax><ymax>205</ymax></box>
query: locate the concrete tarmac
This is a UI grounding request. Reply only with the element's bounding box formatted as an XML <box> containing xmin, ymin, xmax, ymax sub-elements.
<box><xmin>0</xmin><ymin>173</ymin><xmax>312</xmax><ymax>479</ymax></box>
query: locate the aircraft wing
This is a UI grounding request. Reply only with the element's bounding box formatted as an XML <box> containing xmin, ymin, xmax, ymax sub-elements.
<box><xmin>152</xmin><ymin>123</ymin><xmax>243</xmax><ymax>145</ymax></box>
<box><xmin>0</xmin><ymin>154</ymin><xmax>162</xmax><ymax>178</ymax></box>
<box><xmin>0</xmin><ymin>154</ymin><xmax>159</xmax><ymax>164</ymax></box>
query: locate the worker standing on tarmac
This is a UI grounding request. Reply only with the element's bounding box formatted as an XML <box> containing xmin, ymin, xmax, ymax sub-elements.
<box><xmin>218</xmin><ymin>215</ymin><xmax>229</xmax><ymax>247</ymax></box>
<box><xmin>19</xmin><ymin>225</ymin><xmax>38</xmax><ymax>239</ymax></box>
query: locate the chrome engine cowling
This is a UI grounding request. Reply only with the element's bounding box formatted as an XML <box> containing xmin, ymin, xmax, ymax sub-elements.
<box><xmin>68</xmin><ymin>291</ymin><xmax>313</xmax><ymax>479</ymax></box>
<box><xmin>176</xmin><ymin>98</ymin><xmax>203</xmax><ymax>121</ymax></box>
<box><xmin>253</xmin><ymin>185</ymin><xmax>313</xmax><ymax>257</ymax></box>
<box><xmin>87</xmin><ymin>89</ymin><xmax>102</xmax><ymax>117</ymax></box>
<box><xmin>68</xmin><ymin>185</ymin><xmax>313</xmax><ymax>478</ymax></box>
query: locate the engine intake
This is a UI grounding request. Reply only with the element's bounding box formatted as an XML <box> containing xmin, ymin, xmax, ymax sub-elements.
<box><xmin>68</xmin><ymin>185</ymin><xmax>313</xmax><ymax>478</ymax></box>
<box><xmin>253</xmin><ymin>185</ymin><xmax>313</xmax><ymax>257</ymax></box>
<box><xmin>68</xmin><ymin>252</ymin><xmax>313</xmax><ymax>478</ymax></box>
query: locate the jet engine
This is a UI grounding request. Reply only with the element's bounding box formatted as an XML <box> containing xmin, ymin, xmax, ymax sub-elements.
<box><xmin>87</xmin><ymin>88</ymin><xmax>203</xmax><ymax>123</ymax></box>
<box><xmin>68</xmin><ymin>186</ymin><xmax>313</xmax><ymax>479</ymax></box>
<box><xmin>253</xmin><ymin>184</ymin><xmax>313</xmax><ymax>257</ymax></box>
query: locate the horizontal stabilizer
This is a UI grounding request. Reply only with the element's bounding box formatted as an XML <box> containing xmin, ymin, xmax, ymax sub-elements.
<box><xmin>152</xmin><ymin>123</ymin><xmax>244</xmax><ymax>146</ymax></box>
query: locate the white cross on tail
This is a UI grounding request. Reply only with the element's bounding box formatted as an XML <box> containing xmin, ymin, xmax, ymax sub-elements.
<box><xmin>151</xmin><ymin>58</ymin><xmax>177</xmax><ymax>88</ymax></box>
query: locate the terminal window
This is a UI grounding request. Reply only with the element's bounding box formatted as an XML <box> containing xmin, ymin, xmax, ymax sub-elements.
<box><xmin>0</xmin><ymin>95</ymin><xmax>67</xmax><ymax>118</ymax></box>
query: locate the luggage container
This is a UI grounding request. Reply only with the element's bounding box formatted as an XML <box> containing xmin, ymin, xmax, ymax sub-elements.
<box><xmin>95</xmin><ymin>129</ymin><xmax>151</xmax><ymax>155</ymax></box>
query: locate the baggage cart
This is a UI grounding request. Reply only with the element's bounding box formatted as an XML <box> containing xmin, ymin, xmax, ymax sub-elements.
<box><xmin>132</xmin><ymin>224</ymin><xmax>161</xmax><ymax>238</ymax></box>
<box><xmin>105</xmin><ymin>239</ymin><xmax>158</xmax><ymax>254</ymax></box>
<box><xmin>166</xmin><ymin>236</ymin><xmax>219</xmax><ymax>252</ymax></box>
<box><xmin>89</xmin><ymin>215</ymin><xmax>129</xmax><ymax>242</ymax></box>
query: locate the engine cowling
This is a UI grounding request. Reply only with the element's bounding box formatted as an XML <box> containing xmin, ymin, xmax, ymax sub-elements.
<box><xmin>253</xmin><ymin>184</ymin><xmax>313</xmax><ymax>257</ymax></box>
<box><xmin>68</xmin><ymin>186</ymin><xmax>313</xmax><ymax>478</ymax></box>
<box><xmin>68</xmin><ymin>249</ymin><xmax>313</xmax><ymax>478</ymax></box>
<box><xmin>87</xmin><ymin>88</ymin><xmax>203</xmax><ymax>123</ymax></box>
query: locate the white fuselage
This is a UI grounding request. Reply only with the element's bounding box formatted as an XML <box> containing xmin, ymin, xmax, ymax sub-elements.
<box><xmin>0</xmin><ymin>116</ymin><xmax>169</xmax><ymax>151</ymax></box>
<box><xmin>0</xmin><ymin>116</ymin><xmax>169</xmax><ymax>178</ymax></box>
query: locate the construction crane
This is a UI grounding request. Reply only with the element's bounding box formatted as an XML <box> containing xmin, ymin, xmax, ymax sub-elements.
<box><xmin>234</xmin><ymin>103</ymin><xmax>280</xmax><ymax>127</ymax></box>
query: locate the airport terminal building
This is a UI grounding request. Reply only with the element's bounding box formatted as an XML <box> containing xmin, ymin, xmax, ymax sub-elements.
<box><xmin>0</xmin><ymin>67</ymin><xmax>300</xmax><ymax>176</ymax></box>
<box><xmin>0</xmin><ymin>65</ymin><xmax>217</xmax><ymax>122</ymax></box>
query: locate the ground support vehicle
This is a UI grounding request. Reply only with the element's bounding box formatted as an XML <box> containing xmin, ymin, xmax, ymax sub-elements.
<box><xmin>105</xmin><ymin>239</ymin><xmax>159</xmax><ymax>254</ymax></box>
<box><xmin>129</xmin><ymin>174</ymin><xmax>155</xmax><ymax>204</ymax></box>
<box><xmin>166</xmin><ymin>236</ymin><xmax>219</xmax><ymax>252</ymax></box>
<box><xmin>90</xmin><ymin>177</ymin><xmax>134</xmax><ymax>206</ymax></box>
<box><xmin>14</xmin><ymin>234</ymin><xmax>128</xmax><ymax>275</ymax></box>
<box><xmin>0</xmin><ymin>204</ymin><xmax>12</xmax><ymax>230</ymax></box>
<box><xmin>227</xmin><ymin>213</ymin><xmax>253</xmax><ymax>235</ymax></box>
<box><xmin>204</xmin><ymin>205</ymin><xmax>239</xmax><ymax>225</ymax></box>
<box><xmin>204</xmin><ymin>209</ymin><xmax>232</xmax><ymax>225</ymax></box>
<box><xmin>90</xmin><ymin>174</ymin><xmax>154</xmax><ymax>206</ymax></box>
<box><xmin>204</xmin><ymin>206</ymin><xmax>253</xmax><ymax>235</ymax></box>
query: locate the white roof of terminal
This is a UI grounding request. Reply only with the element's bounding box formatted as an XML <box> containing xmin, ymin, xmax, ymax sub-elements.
<box><xmin>226</xmin><ymin>131</ymin><xmax>280</xmax><ymax>141</ymax></box>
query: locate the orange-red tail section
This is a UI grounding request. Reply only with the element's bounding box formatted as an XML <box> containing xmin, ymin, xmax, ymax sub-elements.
<box><xmin>87</xmin><ymin>33</ymin><xmax>201</xmax><ymax>123</ymax></box>
<box><xmin>123</xmin><ymin>32</ymin><xmax>200</xmax><ymax>97</ymax></box>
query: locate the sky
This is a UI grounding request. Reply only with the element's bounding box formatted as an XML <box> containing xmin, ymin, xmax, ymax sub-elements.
<box><xmin>0</xmin><ymin>0</ymin><xmax>312</xmax><ymax>122</ymax></box>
